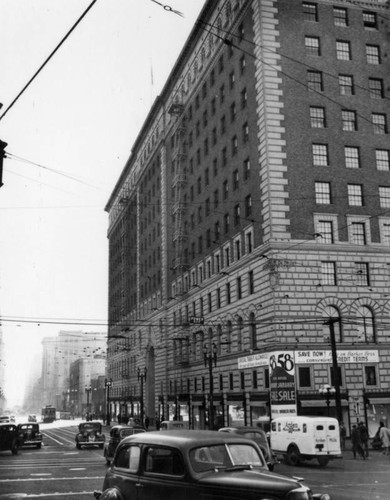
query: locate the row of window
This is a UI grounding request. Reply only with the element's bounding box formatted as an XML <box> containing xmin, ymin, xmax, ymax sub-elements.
<box><xmin>308</xmin><ymin>69</ymin><xmax>384</xmax><ymax>96</ymax></box>
<box><xmin>305</xmin><ymin>36</ymin><xmax>383</xmax><ymax>64</ymax></box>
<box><xmin>303</xmin><ymin>2</ymin><xmax>379</xmax><ymax>30</ymax></box>
<box><xmin>314</xmin><ymin>181</ymin><xmax>390</xmax><ymax>209</ymax></box>
<box><xmin>311</xmin><ymin>144</ymin><xmax>389</xmax><ymax>169</ymax></box>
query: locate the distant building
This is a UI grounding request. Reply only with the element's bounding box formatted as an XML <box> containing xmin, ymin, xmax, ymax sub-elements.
<box><xmin>41</xmin><ymin>330</ymin><xmax>106</xmax><ymax>411</ymax></box>
<box><xmin>106</xmin><ymin>0</ymin><xmax>390</xmax><ymax>435</ymax></box>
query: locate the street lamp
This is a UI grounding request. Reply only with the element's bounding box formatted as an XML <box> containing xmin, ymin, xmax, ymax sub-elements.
<box><xmin>105</xmin><ymin>378</ymin><xmax>112</xmax><ymax>426</ymax></box>
<box><xmin>203</xmin><ymin>342</ymin><xmax>217</xmax><ymax>430</ymax></box>
<box><xmin>85</xmin><ymin>385</ymin><xmax>92</xmax><ymax>419</ymax></box>
<box><xmin>137</xmin><ymin>367</ymin><xmax>147</xmax><ymax>425</ymax></box>
<box><xmin>319</xmin><ymin>384</ymin><xmax>336</xmax><ymax>416</ymax></box>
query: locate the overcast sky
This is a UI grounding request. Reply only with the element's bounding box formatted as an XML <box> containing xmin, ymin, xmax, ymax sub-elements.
<box><xmin>0</xmin><ymin>0</ymin><xmax>205</xmax><ymax>407</ymax></box>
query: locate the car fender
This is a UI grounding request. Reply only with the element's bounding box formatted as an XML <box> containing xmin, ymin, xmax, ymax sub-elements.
<box><xmin>95</xmin><ymin>488</ymin><xmax>124</xmax><ymax>500</ymax></box>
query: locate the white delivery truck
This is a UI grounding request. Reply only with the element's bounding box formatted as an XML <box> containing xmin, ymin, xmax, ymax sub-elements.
<box><xmin>270</xmin><ymin>416</ymin><xmax>342</xmax><ymax>466</ymax></box>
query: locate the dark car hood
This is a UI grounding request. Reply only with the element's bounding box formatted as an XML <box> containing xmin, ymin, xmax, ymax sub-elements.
<box><xmin>198</xmin><ymin>468</ymin><xmax>304</xmax><ymax>494</ymax></box>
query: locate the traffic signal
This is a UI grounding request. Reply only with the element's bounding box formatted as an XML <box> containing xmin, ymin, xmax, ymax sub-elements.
<box><xmin>0</xmin><ymin>140</ymin><xmax>7</xmax><ymax>188</ymax></box>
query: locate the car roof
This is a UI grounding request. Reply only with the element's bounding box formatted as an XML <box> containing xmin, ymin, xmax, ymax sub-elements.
<box><xmin>219</xmin><ymin>426</ymin><xmax>266</xmax><ymax>433</ymax></box>
<box><xmin>120</xmin><ymin>430</ymin><xmax>256</xmax><ymax>450</ymax></box>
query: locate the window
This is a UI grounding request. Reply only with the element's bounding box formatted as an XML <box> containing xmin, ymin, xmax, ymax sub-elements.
<box><xmin>366</xmin><ymin>45</ymin><xmax>380</xmax><ymax>64</ymax></box>
<box><xmin>144</xmin><ymin>447</ymin><xmax>185</xmax><ymax>476</ymax></box>
<box><xmin>330</xmin><ymin>366</ymin><xmax>343</xmax><ymax>388</ymax></box>
<box><xmin>345</xmin><ymin>146</ymin><xmax>360</xmax><ymax>168</ymax></box>
<box><xmin>213</xmin><ymin>158</ymin><xmax>218</xmax><ymax>177</ymax></box>
<box><xmin>317</xmin><ymin>220</ymin><xmax>334</xmax><ymax>244</ymax></box>
<box><xmin>226</xmin><ymin>282</ymin><xmax>231</xmax><ymax>304</ymax></box>
<box><xmin>298</xmin><ymin>366</ymin><xmax>312</xmax><ymax>388</ymax></box>
<box><xmin>232</xmin><ymin>170</ymin><xmax>239</xmax><ymax>190</ymax></box>
<box><xmin>243</xmin><ymin>158</ymin><xmax>250</xmax><ymax>180</ymax></box>
<box><xmin>230</xmin><ymin>102</ymin><xmax>236</xmax><ymax>122</ymax></box>
<box><xmin>310</xmin><ymin>106</ymin><xmax>326</xmax><ymax>128</ymax></box>
<box><xmin>305</xmin><ymin>36</ymin><xmax>320</xmax><ymax>56</ymax></box>
<box><xmin>363</xmin><ymin>11</ymin><xmax>377</xmax><ymax>29</ymax></box>
<box><xmin>234</xmin><ymin>204</ymin><xmax>240</xmax><ymax>225</ymax></box>
<box><xmin>241</xmin><ymin>88</ymin><xmax>247</xmax><ymax>109</ymax></box>
<box><xmin>333</xmin><ymin>6</ymin><xmax>348</xmax><ymax>26</ymax></box>
<box><xmin>380</xmin><ymin>220</ymin><xmax>390</xmax><ymax>246</ymax></box>
<box><xmin>307</xmin><ymin>70</ymin><xmax>323</xmax><ymax>92</ymax></box>
<box><xmin>219</xmin><ymin>84</ymin><xmax>225</xmax><ymax>104</ymax></box>
<box><xmin>222</xmin><ymin>146</ymin><xmax>227</xmax><ymax>167</ymax></box>
<box><xmin>243</xmin><ymin>122</ymin><xmax>249</xmax><ymax>143</ymax></box>
<box><xmin>379</xmin><ymin>187</ymin><xmax>390</xmax><ymax>208</ymax></box>
<box><xmin>224</xmin><ymin>213</ymin><xmax>230</xmax><ymax>233</ymax></box>
<box><xmin>223</xmin><ymin>180</ymin><xmax>229</xmax><ymax>199</ymax></box>
<box><xmin>339</xmin><ymin>74</ymin><xmax>354</xmax><ymax>95</ymax></box>
<box><xmin>348</xmin><ymin>184</ymin><xmax>363</xmax><ymax>206</ymax></box>
<box><xmin>216</xmin><ymin>288</ymin><xmax>221</xmax><ymax>309</ymax></box>
<box><xmin>232</xmin><ymin>135</ymin><xmax>238</xmax><ymax>155</ymax></box>
<box><xmin>312</xmin><ymin>144</ymin><xmax>328</xmax><ymax>166</ymax></box>
<box><xmin>376</xmin><ymin>150</ymin><xmax>390</xmax><ymax>171</ymax></box>
<box><xmin>229</xmin><ymin>71</ymin><xmax>235</xmax><ymax>89</ymax></box>
<box><xmin>303</xmin><ymin>2</ymin><xmax>318</xmax><ymax>22</ymax></box>
<box><xmin>211</xmin><ymin>97</ymin><xmax>216</xmax><ymax>115</ymax></box>
<box><xmin>355</xmin><ymin>262</ymin><xmax>369</xmax><ymax>286</ymax></box>
<box><xmin>356</xmin><ymin>306</ymin><xmax>375</xmax><ymax>342</ymax></box>
<box><xmin>249</xmin><ymin>312</ymin><xmax>256</xmax><ymax>349</ymax></box>
<box><xmin>198</xmin><ymin>206</ymin><xmax>202</xmax><ymax>223</ymax></box>
<box><xmin>365</xmin><ymin>366</ymin><xmax>377</xmax><ymax>386</ymax></box>
<box><xmin>115</xmin><ymin>445</ymin><xmax>140</xmax><ymax>471</ymax></box>
<box><xmin>205</xmin><ymin>197</ymin><xmax>210</xmax><ymax>216</ymax></box>
<box><xmin>342</xmin><ymin>110</ymin><xmax>357</xmax><ymax>131</ymax></box>
<box><xmin>336</xmin><ymin>40</ymin><xmax>351</xmax><ymax>60</ymax></box>
<box><xmin>246</xmin><ymin>230</ymin><xmax>253</xmax><ymax>253</ymax></box>
<box><xmin>237</xmin><ymin>276</ymin><xmax>242</xmax><ymax>300</ymax></box>
<box><xmin>240</xmin><ymin>55</ymin><xmax>246</xmax><ymax>74</ymax></box>
<box><xmin>315</xmin><ymin>182</ymin><xmax>331</xmax><ymax>204</ymax></box>
<box><xmin>252</xmin><ymin>370</ymin><xmax>258</xmax><ymax>389</ymax></box>
<box><xmin>220</xmin><ymin>115</ymin><xmax>226</xmax><ymax>134</ymax></box>
<box><xmin>351</xmin><ymin>222</ymin><xmax>366</xmax><ymax>245</ymax></box>
<box><xmin>372</xmin><ymin>113</ymin><xmax>387</xmax><ymax>134</ymax></box>
<box><xmin>248</xmin><ymin>270</ymin><xmax>254</xmax><ymax>294</ymax></box>
<box><xmin>214</xmin><ymin>221</ymin><xmax>220</xmax><ymax>242</ymax></box>
<box><xmin>234</xmin><ymin>238</ymin><xmax>241</xmax><ymax>260</ymax></box>
<box><xmin>214</xmin><ymin>189</ymin><xmax>219</xmax><ymax>208</ymax></box>
<box><xmin>208</xmin><ymin>292</ymin><xmax>212</xmax><ymax>313</ymax></box>
<box><xmin>369</xmin><ymin>78</ymin><xmax>383</xmax><ymax>99</ymax></box>
<box><xmin>321</xmin><ymin>261</ymin><xmax>337</xmax><ymax>285</ymax></box>
<box><xmin>245</xmin><ymin>195</ymin><xmax>252</xmax><ymax>217</ymax></box>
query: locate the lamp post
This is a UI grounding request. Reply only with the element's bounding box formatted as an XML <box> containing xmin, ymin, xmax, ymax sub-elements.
<box><xmin>85</xmin><ymin>385</ymin><xmax>92</xmax><ymax>419</ymax></box>
<box><xmin>138</xmin><ymin>367</ymin><xmax>147</xmax><ymax>425</ymax></box>
<box><xmin>319</xmin><ymin>384</ymin><xmax>336</xmax><ymax>416</ymax></box>
<box><xmin>203</xmin><ymin>342</ymin><xmax>217</xmax><ymax>430</ymax></box>
<box><xmin>105</xmin><ymin>378</ymin><xmax>112</xmax><ymax>426</ymax></box>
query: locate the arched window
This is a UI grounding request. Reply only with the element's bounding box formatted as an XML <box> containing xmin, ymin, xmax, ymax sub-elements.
<box><xmin>357</xmin><ymin>306</ymin><xmax>375</xmax><ymax>343</ymax></box>
<box><xmin>249</xmin><ymin>312</ymin><xmax>257</xmax><ymax>350</ymax></box>
<box><xmin>322</xmin><ymin>306</ymin><xmax>342</xmax><ymax>343</ymax></box>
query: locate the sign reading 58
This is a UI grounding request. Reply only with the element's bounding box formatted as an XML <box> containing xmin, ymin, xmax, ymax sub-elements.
<box><xmin>269</xmin><ymin>351</ymin><xmax>295</xmax><ymax>374</ymax></box>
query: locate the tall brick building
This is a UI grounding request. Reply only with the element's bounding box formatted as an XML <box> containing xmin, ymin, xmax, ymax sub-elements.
<box><xmin>106</xmin><ymin>0</ymin><xmax>390</xmax><ymax>436</ymax></box>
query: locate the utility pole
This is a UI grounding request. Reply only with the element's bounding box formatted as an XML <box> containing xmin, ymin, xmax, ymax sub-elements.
<box><xmin>327</xmin><ymin>318</ymin><xmax>343</xmax><ymax>424</ymax></box>
<box><xmin>0</xmin><ymin>140</ymin><xmax>7</xmax><ymax>188</ymax></box>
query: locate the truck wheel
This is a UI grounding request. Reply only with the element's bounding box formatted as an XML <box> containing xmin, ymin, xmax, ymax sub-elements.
<box><xmin>318</xmin><ymin>456</ymin><xmax>329</xmax><ymax>467</ymax></box>
<box><xmin>287</xmin><ymin>446</ymin><xmax>301</xmax><ymax>466</ymax></box>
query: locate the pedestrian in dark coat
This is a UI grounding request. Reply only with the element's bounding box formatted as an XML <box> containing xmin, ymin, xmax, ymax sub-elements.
<box><xmin>358</xmin><ymin>421</ymin><xmax>369</xmax><ymax>458</ymax></box>
<box><xmin>351</xmin><ymin>424</ymin><xmax>365</xmax><ymax>459</ymax></box>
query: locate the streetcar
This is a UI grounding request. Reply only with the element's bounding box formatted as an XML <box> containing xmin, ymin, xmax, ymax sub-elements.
<box><xmin>41</xmin><ymin>405</ymin><xmax>56</xmax><ymax>423</ymax></box>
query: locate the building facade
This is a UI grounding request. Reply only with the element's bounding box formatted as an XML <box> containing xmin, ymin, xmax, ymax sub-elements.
<box><xmin>106</xmin><ymin>0</ymin><xmax>390</xmax><ymax>436</ymax></box>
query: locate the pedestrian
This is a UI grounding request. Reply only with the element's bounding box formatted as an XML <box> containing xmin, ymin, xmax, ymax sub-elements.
<box><xmin>144</xmin><ymin>415</ymin><xmax>150</xmax><ymax>430</ymax></box>
<box><xmin>339</xmin><ymin>421</ymin><xmax>346</xmax><ymax>451</ymax></box>
<box><xmin>358</xmin><ymin>421</ymin><xmax>369</xmax><ymax>458</ymax></box>
<box><xmin>351</xmin><ymin>424</ymin><xmax>365</xmax><ymax>459</ymax></box>
<box><xmin>155</xmin><ymin>413</ymin><xmax>160</xmax><ymax>430</ymax></box>
<box><xmin>379</xmin><ymin>421</ymin><xmax>390</xmax><ymax>455</ymax></box>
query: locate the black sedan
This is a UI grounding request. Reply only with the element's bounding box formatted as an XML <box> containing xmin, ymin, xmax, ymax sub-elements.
<box><xmin>103</xmin><ymin>425</ymin><xmax>146</xmax><ymax>465</ymax></box>
<box><xmin>75</xmin><ymin>421</ymin><xmax>105</xmax><ymax>449</ymax></box>
<box><xmin>94</xmin><ymin>430</ymin><xmax>330</xmax><ymax>500</ymax></box>
<box><xmin>17</xmin><ymin>423</ymin><xmax>43</xmax><ymax>448</ymax></box>
<box><xmin>0</xmin><ymin>423</ymin><xmax>23</xmax><ymax>454</ymax></box>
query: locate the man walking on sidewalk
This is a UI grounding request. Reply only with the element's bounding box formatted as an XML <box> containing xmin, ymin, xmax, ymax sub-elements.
<box><xmin>351</xmin><ymin>424</ymin><xmax>365</xmax><ymax>459</ymax></box>
<box><xmin>359</xmin><ymin>421</ymin><xmax>369</xmax><ymax>458</ymax></box>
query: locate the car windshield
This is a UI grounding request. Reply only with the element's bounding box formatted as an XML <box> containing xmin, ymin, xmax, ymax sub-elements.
<box><xmin>190</xmin><ymin>443</ymin><xmax>264</xmax><ymax>473</ymax></box>
<box><xmin>80</xmin><ymin>423</ymin><xmax>101</xmax><ymax>431</ymax></box>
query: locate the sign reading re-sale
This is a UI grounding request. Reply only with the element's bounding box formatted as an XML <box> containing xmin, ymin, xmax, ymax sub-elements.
<box><xmin>269</xmin><ymin>351</ymin><xmax>297</xmax><ymax>419</ymax></box>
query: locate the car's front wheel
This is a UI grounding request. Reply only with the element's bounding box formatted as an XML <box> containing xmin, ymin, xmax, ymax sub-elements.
<box><xmin>287</xmin><ymin>445</ymin><xmax>301</xmax><ymax>466</ymax></box>
<box><xmin>317</xmin><ymin>456</ymin><xmax>329</xmax><ymax>467</ymax></box>
<box><xmin>76</xmin><ymin>442</ymin><xmax>81</xmax><ymax>449</ymax></box>
<box><xmin>37</xmin><ymin>443</ymin><xmax>42</xmax><ymax>449</ymax></box>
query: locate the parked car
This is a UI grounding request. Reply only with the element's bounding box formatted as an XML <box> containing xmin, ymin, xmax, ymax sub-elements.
<box><xmin>17</xmin><ymin>423</ymin><xmax>43</xmax><ymax>448</ymax></box>
<box><xmin>0</xmin><ymin>423</ymin><xmax>23</xmax><ymax>454</ymax></box>
<box><xmin>28</xmin><ymin>415</ymin><xmax>37</xmax><ymax>423</ymax></box>
<box><xmin>94</xmin><ymin>430</ymin><xmax>331</xmax><ymax>500</ymax></box>
<box><xmin>103</xmin><ymin>425</ymin><xmax>146</xmax><ymax>465</ymax></box>
<box><xmin>159</xmin><ymin>420</ymin><xmax>188</xmax><ymax>430</ymax></box>
<box><xmin>75</xmin><ymin>421</ymin><xmax>105</xmax><ymax>449</ymax></box>
<box><xmin>218</xmin><ymin>426</ymin><xmax>278</xmax><ymax>470</ymax></box>
<box><xmin>0</xmin><ymin>415</ymin><xmax>11</xmax><ymax>423</ymax></box>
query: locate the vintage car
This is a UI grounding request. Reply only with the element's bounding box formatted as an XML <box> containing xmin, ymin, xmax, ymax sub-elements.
<box><xmin>0</xmin><ymin>423</ymin><xmax>23</xmax><ymax>455</ymax></box>
<box><xmin>94</xmin><ymin>430</ymin><xmax>331</xmax><ymax>500</ymax></box>
<box><xmin>28</xmin><ymin>415</ymin><xmax>37</xmax><ymax>423</ymax></box>
<box><xmin>17</xmin><ymin>423</ymin><xmax>43</xmax><ymax>448</ymax></box>
<box><xmin>0</xmin><ymin>415</ymin><xmax>11</xmax><ymax>423</ymax></box>
<box><xmin>218</xmin><ymin>426</ymin><xmax>278</xmax><ymax>471</ymax></box>
<box><xmin>75</xmin><ymin>421</ymin><xmax>105</xmax><ymax>449</ymax></box>
<box><xmin>103</xmin><ymin>425</ymin><xmax>146</xmax><ymax>465</ymax></box>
